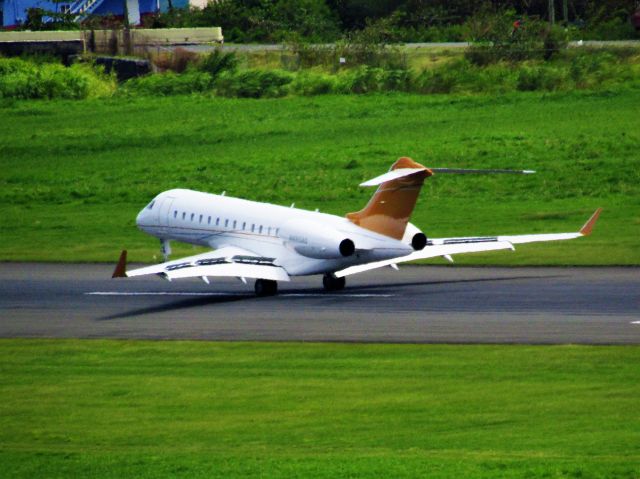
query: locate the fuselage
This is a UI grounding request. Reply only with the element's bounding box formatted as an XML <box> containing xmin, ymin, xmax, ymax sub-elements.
<box><xmin>135</xmin><ymin>189</ymin><xmax>413</xmax><ymax>276</ymax></box>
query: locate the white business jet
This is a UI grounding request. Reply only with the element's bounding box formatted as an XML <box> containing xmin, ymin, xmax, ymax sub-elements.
<box><xmin>113</xmin><ymin>157</ymin><xmax>601</xmax><ymax>296</ymax></box>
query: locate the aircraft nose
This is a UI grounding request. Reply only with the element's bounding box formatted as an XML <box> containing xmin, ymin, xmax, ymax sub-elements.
<box><xmin>136</xmin><ymin>208</ymin><xmax>146</xmax><ymax>227</ymax></box>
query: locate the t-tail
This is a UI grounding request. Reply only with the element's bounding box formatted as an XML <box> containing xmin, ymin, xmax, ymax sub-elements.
<box><xmin>346</xmin><ymin>157</ymin><xmax>432</xmax><ymax>240</ymax></box>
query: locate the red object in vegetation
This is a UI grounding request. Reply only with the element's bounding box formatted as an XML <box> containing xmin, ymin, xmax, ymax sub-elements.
<box><xmin>632</xmin><ymin>9</ymin><xmax>640</xmax><ymax>31</ymax></box>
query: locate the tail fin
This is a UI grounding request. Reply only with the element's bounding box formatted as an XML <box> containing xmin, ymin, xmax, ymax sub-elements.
<box><xmin>346</xmin><ymin>157</ymin><xmax>432</xmax><ymax>239</ymax></box>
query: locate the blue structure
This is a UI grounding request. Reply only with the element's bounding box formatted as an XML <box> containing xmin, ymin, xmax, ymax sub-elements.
<box><xmin>1</xmin><ymin>0</ymin><xmax>158</xmax><ymax>27</ymax></box>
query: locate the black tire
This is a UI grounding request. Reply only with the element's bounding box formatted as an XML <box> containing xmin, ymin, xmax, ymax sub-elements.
<box><xmin>322</xmin><ymin>273</ymin><xmax>346</xmax><ymax>291</ymax></box>
<box><xmin>255</xmin><ymin>279</ymin><xmax>278</xmax><ymax>296</ymax></box>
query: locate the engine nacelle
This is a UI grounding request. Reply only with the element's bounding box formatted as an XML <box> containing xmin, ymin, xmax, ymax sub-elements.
<box><xmin>403</xmin><ymin>222</ymin><xmax>428</xmax><ymax>250</ymax></box>
<box><xmin>279</xmin><ymin>219</ymin><xmax>355</xmax><ymax>259</ymax></box>
<box><xmin>411</xmin><ymin>232</ymin><xmax>427</xmax><ymax>250</ymax></box>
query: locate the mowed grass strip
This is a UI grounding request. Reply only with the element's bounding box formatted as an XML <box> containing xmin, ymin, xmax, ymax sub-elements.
<box><xmin>0</xmin><ymin>88</ymin><xmax>638</xmax><ymax>264</ymax></box>
<box><xmin>0</xmin><ymin>340</ymin><xmax>638</xmax><ymax>478</ymax></box>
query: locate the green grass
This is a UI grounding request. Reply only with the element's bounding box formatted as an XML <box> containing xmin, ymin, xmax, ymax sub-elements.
<box><xmin>1</xmin><ymin>87</ymin><xmax>639</xmax><ymax>264</ymax></box>
<box><xmin>0</xmin><ymin>339</ymin><xmax>638</xmax><ymax>478</ymax></box>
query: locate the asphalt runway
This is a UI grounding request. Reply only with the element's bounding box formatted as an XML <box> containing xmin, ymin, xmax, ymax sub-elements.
<box><xmin>0</xmin><ymin>263</ymin><xmax>638</xmax><ymax>344</ymax></box>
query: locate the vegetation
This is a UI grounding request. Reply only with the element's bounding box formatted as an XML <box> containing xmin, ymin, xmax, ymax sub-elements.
<box><xmin>1</xmin><ymin>339</ymin><xmax>638</xmax><ymax>478</ymax></box>
<box><xmin>0</xmin><ymin>57</ymin><xmax>116</xmax><ymax>100</ymax></box>
<box><xmin>0</xmin><ymin>88</ymin><xmax>638</xmax><ymax>264</ymax></box>
<box><xmin>4</xmin><ymin>42</ymin><xmax>639</xmax><ymax>101</ymax></box>
<box><xmin>9</xmin><ymin>0</ymin><xmax>640</xmax><ymax>42</ymax></box>
<box><xmin>138</xmin><ymin>0</ymin><xmax>639</xmax><ymax>43</ymax></box>
<box><xmin>95</xmin><ymin>47</ymin><xmax>640</xmax><ymax>98</ymax></box>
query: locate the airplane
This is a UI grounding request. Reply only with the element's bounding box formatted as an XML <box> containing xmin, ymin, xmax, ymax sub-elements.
<box><xmin>113</xmin><ymin>157</ymin><xmax>601</xmax><ymax>296</ymax></box>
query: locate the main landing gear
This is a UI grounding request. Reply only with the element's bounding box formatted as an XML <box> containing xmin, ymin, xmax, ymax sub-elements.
<box><xmin>323</xmin><ymin>272</ymin><xmax>346</xmax><ymax>291</ymax></box>
<box><xmin>255</xmin><ymin>279</ymin><xmax>278</xmax><ymax>297</ymax></box>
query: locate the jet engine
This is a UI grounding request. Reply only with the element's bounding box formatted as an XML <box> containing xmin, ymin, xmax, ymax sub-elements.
<box><xmin>403</xmin><ymin>222</ymin><xmax>428</xmax><ymax>251</ymax></box>
<box><xmin>279</xmin><ymin>219</ymin><xmax>355</xmax><ymax>259</ymax></box>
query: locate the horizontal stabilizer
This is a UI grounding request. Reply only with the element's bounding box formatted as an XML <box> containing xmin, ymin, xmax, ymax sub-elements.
<box><xmin>430</xmin><ymin>168</ymin><xmax>535</xmax><ymax>174</ymax></box>
<box><xmin>360</xmin><ymin>167</ymin><xmax>429</xmax><ymax>187</ymax></box>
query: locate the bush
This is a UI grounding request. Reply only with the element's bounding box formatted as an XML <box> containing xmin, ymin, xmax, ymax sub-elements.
<box><xmin>214</xmin><ymin>69</ymin><xmax>293</xmax><ymax>98</ymax></box>
<box><xmin>123</xmin><ymin>71</ymin><xmax>214</xmax><ymax>96</ymax></box>
<box><xmin>336</xmin><ymin>66</ymin><xmax>385</xmax><ymax>94</ymax></box>
<box><xmin>0</xmin><ymin>58</ymin><xmax>115</xmax><ymax>100</ymax></box>
<box><xmin>516</xmin><ymin>64</ymin><xmax>569</xmax><ymax>91</ymax></box>
<box><xmin>413</xmin><ymin>59</ymin><xmax>472</xmax><ymax>94</ymax></box>
<box><xmin>197</xmin><ymin>49</ymin><xmax>238</xmax><ymax>77</ymax></box>
<box><xmin>464</xmin><ymin>9</ymin><xmax>566</xmax><ymax>65</ymax></box>
<box><xmin>290</xmin><ymin>71</ymin><xmax>336</xmax><ymax>95</ymax></box>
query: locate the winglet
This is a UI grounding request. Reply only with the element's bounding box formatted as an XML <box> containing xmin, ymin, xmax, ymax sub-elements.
<box><xmin>112</xmin><ymin>250</ymin><xmax>128</xmax><ymax>278</ymax></box>
<box><xmin>580</xmin><ymin>208</ymin><xmax>602</xmax><ymax>236</ymax></box>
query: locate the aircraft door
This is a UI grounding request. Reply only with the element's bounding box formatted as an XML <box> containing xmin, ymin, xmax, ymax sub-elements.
<box><xmin>156</xmin><ymin>196</ymin><xmax>175</xmax><ymax>229</ymax></box>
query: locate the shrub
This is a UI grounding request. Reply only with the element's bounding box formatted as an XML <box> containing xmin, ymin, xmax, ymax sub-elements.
<box><xmin>382</xmin><ymin>69</ymin><xmax>411</xmax><ymax>91</ymax></box>
<box><xmin>123</xmin><ymin>71</ymin><xmax>214</xmax><ymax>96</ymax></box>
<box><xmin>516</xmin><ymin>64</ymin><xmax>569</xmax><ymax>92</ymax></box>
<box><xmin>290</xmin><ymin>71</ymin><xmax>336</xmax><ymax>95</ymax></box>
<box><xmin>214</xmin><ymin>69</ymin><xmax>293</xmax><ymax>98</ymax></box>
<box><xmin>335</xmin><ymin>66</ymin><xmax>383</xmax><ymax>94</ymax></box>
<box><xmin>197</xmin><ymin>49</ymin><xmax>238</xmax><ymax>78</ymax></box>
<box><xmin>0</xmin><ymin>58</ymin><xmax>115</xmax><ymax>100</ymax></box>
<box><xmin>413</xmin><ymin>59</ymin><xmax>472</xmax><ymax>94</ymax></box>
<box><xmin>464</xmin><ymin>8</ymin><xmax>566</xmax><ymax>65</ymax></box>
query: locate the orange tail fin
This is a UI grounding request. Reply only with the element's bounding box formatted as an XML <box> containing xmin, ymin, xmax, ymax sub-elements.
<box><xmin>347</xmin><ymin>157</ymin><xmax>432</xmax><ymax>239</ymax></box>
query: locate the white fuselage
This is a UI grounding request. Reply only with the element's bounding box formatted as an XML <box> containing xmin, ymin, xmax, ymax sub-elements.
<box><xmin>135</xmin><ymin>189</ymin><xmax>413</xmax><ymax>276</ymax></box>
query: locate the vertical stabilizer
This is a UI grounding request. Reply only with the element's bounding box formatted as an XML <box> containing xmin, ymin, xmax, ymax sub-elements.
<box><xmin>347</xmin><ymin>157</ymin><xmax>432</xmax><ymax>239</ymax></box>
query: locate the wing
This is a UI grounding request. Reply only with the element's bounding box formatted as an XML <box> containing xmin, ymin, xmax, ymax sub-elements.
<box><xmin>336</xmin><ymin>208</ymin><xmax>601</xmax><ymax>278</ymax></box>
<box><xmin>113</xmin><ymin>246</ymin><xmax>290</xmax><ymax>282</ymax></box>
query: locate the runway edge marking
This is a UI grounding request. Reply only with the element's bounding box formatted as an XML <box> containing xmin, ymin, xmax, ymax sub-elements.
<box><xmin>85</xmin><ymin>291</ymin><xmax>394</xmax><ymax>298</ymax></box>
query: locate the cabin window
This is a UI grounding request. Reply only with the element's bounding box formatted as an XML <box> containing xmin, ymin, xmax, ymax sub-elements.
<box><xmin>276</xmin><ymin>228</ymin><xmax>280</xmax><ymax>236</ymax></box>
<box><xmin>251</xmin><ymin>224</ymin><xmax>255</xmax><ymax>232</ymax></box>
<box><xmin>174</xmin><ymin>210</ymin><xmax>177</xmax><ymax>218</ymax></box>
<box><xmin>208</xmin><ymin>216</ymin><xmax>211</xmax><ymax>225</ymax></box>
<box><xmin>267</xmin><ymin>227</ymin><xmax>271</xmax><ymax>235</ymax></box>
<box><xmin>259</xmin><ymin>225</ymin><xmax>263</xmax><ymax>234</ymax></box>
<box><xmin>242</xmin><ymin>222</ymin><xmax>246</xmax><ymax>230</ymax></box>
<box><xmin>182</xmin><ymin>212</ymin><xmax>186</xmax><ymax>220</ymax></box>
<box><xmin>147</xmin><ymin>200</ymin><xmax>155</xmax><ymax>210</ymax></box>
<box><xmin>233</xmin><ymin>220</ymin><xmax>237</xmax><ymax>229</ymax></box>
<box><xmin>216</xmin><ymin>217</ymin><xmax>220</xmax><ymax>226</ymax></box>
<box><xmin>199</xmin><ymin>215</ymin><xmax>203</xmax><ymax>223</ymax></box>
<box><xmin>191</xmin><ymin>213</ymin><xmax>195</xmax><ymax>221</ymax></box>
<box><xmin>225</xmin><ymin>219</ymin><xmax>229</xmax><ymax>227</ymax></box>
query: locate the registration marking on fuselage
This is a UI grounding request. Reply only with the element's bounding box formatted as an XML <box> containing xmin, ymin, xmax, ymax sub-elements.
<box><xmin>85</xmin><ymin>292</ymin><xmax>394</xmax><ymax>298</ymax></box>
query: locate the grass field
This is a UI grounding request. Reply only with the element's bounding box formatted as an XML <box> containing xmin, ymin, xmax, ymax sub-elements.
<box><xmin>1</xmin><ymin>86</ymin><xmax>639</xmax><ymax>264</ymax></box>
<box><xmin>0</xmin><ymin>340</ymin><xmax>638</xmax><ymax>478</ymax></box>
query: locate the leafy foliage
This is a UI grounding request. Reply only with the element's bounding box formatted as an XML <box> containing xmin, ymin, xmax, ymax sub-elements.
<box><xmin>214</xmin><ymin>69</ymin><xmax>294</xmax><ymax>98</ymax></box>
<box><xmin>122</xmin><ymin>71</ymin><xmax>214</xmax><ymax>96</ymax></box>
<box><xmin>197</xmin><ymin>49</ymin><xmax>239</xmax><ymax>77</ymax></box>
<box><xmin>0</xmin><ymin>57</ymin><xmax>115</xmax><ymax>100</ymax></box>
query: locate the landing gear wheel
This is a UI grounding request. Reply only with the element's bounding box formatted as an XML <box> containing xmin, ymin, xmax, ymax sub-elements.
<box><xmin>255</xmin><ymin>279</ymin><xmax>278</xmax><ymax>297</ymax></box>
<box><xmin>323</xmin><ymin>273</ymin><xmax>346</xmax><ymax>291</ymax></box>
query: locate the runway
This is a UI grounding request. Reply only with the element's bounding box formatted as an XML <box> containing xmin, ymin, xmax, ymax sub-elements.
<box><xmin>0</xmin><ymin>263</ymin><xmax>638</xmax><ymax>344</ymax></box>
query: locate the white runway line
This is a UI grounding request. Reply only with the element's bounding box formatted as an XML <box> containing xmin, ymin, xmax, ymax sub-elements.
<box><xmin>85</xmin><ymin>292</ymin><xmax>394</xmax><ymax>298</ymax></box>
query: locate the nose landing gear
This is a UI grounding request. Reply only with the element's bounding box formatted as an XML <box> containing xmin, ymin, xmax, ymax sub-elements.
<box><xmin>323</xmin><ymin>273</ymin><xmax>346</xmax><ymax>291</ymax></box>
<box><xmin>160</xmin><ymin>239</ymin><xmax>172</xmax><ymax>262</ymax></box>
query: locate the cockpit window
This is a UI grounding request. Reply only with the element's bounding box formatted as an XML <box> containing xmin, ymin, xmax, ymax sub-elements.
<box><xmin>147</xmin><ymin>200</ymin><xmax>155</xmax><ymax>210</ymax></box>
